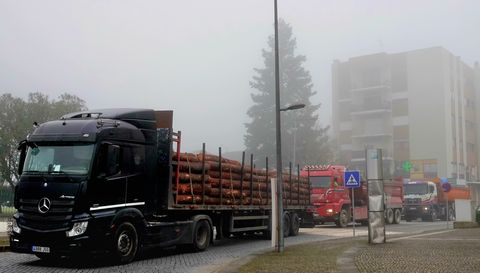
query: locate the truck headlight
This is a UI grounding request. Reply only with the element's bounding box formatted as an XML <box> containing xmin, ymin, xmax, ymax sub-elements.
<box><xmin>424</xmin><ymin>207</ymin><xmax>429</xmax><ymax>211</ymax></box>
<box><xmin>11</xmin><ymin>219</ymin><xmax>21</xmax><ymax>234</ymax></box>
<box><xmin>326</xmin><ymin>209</ymin><xmax>334</xmax><ymax>213</ymax></box>
<box><xmin>66</xmin><ymin>221</ymin><xmax>88</xmax><ymax>237</ymax></box>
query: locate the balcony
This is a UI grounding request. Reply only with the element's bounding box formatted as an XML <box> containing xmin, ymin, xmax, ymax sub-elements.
<box><xmin>350</xmin><ymin>84</ymin><xmax>391</xmax><ymax>94</ymax></box>
<box><xmin>350</xmin><ymin>101</ymin><xmax>392</xmax><ymax>116</ymax></box>
<box><xmin>351</xmin><ymin>132</ymin><xmax>393</xmax><ymax>139</ymax></box>
<box><xmin>350</xmin><ymin>150</ymin><xmax>394</xmax><ymax>162</ymax></box>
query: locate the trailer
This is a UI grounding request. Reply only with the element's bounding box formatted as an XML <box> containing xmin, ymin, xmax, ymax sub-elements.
<box><xmin>10</xmin><ymin>109</ymin><xmax>313</xmax><ymax>263</ymax></box>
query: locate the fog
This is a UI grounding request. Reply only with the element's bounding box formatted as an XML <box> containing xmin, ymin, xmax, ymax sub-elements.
<box><xmin>1</xmin><ymin>0</ymin><xmax>479</xmax><ymax>153</ymax></box>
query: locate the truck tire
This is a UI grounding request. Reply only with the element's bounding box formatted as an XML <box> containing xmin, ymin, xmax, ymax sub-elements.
<box><xmin>386</xmin><ymin>209</ymin><xmax>394</xmax><ymax>224</ymax></box>
<box><xmin>112</xmin><ymin>222</ymin><xmax>138</xmax><ymax>264</ymax></box>
<box><xmin>192</xmin><ymin>220</ymin><xmax>211</xmax><ymax>251</ymax></box>
<box><xmin>289</xmin><ymin>213</ymin><xmax>300</xmax><ymax>236</ymax></box>
<box><xmin>393</xmin><ymin>209</ymin><xmax>402</xmax><ymax>224</ymax></box>
<box><xmin>283</xmin><ymin>213</ymin><xmax>291</xmax><ymax>238</ymax></box>
<box><xmin>448</xmin><ymin>208</ymin><xmax>455</xmax><ymax>221</ymax></box>
<box><xmin>429</xmin><ymin>211</ymin><xmax>437</xmax><ymax>222</ymax></box>
<box><xmin>336</xmin><ymin>208</ymin><xmax>349</xmax><ymax>228</ymax></box>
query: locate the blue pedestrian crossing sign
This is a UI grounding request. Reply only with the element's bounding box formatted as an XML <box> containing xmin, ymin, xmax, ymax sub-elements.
<box><xmin>344</xmin><ymin>171</ymin><xmax>360</xmax><ymax>188</ymax></box>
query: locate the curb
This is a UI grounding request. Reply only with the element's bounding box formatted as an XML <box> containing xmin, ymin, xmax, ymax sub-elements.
<box><xmin>454</xmin><ymin>221</ymin><xmax>479</xmax><ymax>229</ymax></box>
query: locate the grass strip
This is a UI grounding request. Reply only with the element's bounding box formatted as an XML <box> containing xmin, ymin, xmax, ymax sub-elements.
<box><xmin>235</xmin><ymin>238</ymin><xmax>360</xmax><ymax>273</ymax></box>
<box><xmin>0</xmin><ymin>237</ymin><xmax>9</xmax><ymax>247</ymax></box>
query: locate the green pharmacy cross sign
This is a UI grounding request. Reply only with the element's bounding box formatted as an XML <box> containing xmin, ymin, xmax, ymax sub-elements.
<box><xmin>402</xmin><ymin>161</ymin><xmax>412</xmax><ymax>172</ymax></box>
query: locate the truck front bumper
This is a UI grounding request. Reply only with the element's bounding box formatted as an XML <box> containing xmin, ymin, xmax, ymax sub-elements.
<box><xmin>313</xmin><ymin>204</ymin><xmax>339</xmax><ymax>223</ymax></box>
<box><xmin>9</xmin><ymin>228</ymin><xmax>108</xmax><ymax>257</ymax></box>
<box><xmin>404</xmin><ymin>205</ymin><xmax>432</xmax><ymax>218</ymax></box>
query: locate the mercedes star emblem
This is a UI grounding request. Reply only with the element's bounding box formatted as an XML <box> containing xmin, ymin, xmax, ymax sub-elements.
<box><xmin>38</xmin><ymin>197</ymin><xmax>51</xmax><ymax>214</ymax></box>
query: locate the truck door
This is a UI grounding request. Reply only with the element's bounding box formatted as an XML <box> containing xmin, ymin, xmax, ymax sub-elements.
<box><xmin>90</xmin><ymin>143</ymin><xmax>146</xmax><ymax>209</ymax></box>
<box><xmin>90</xmin><ymin>143</ymin><xmax>126</xmax><ymax>208</ymax></box>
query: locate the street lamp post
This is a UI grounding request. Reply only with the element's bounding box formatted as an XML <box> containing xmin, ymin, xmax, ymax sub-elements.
<box><xmin>274</xmin><ymin>0</ymin><xmax>307</xmax><ymax>254</ymax></box>
<box><xmin>273</xmin><ymin>0</ymin><xmax>283</xmax><ymax>253</ymax></box>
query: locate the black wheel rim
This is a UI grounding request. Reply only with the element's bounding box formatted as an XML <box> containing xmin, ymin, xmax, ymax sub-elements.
<box><xmin>118</xmin><ymin>230</ymin><xmax>133</xmax><ymax>255</ymax></box>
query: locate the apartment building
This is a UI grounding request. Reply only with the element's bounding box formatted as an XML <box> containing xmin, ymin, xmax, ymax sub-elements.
<box><xmin>332</xmin><ymin>47</ymin><xmax>480</xmax><ymax>184</ymax></box>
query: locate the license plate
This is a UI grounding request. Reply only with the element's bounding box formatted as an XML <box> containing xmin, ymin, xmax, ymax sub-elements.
<box><xmin>408</xmin><ymin>207</ymin><xmax>416</xmax><ymax>210</ymax></box>
<box><xmin>32</xmin><ymin>246</ymin><xmax>50</xmax><ymax>253</ymax></box>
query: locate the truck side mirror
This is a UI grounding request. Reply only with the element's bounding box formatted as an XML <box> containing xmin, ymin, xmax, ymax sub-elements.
<box><xmin>105</xmin><ymin>144</ymin><xmax>120</xmax><ymax>176</ymax></box>
<box><xmin>17</xmin><ymin>140</ymin><xmax>27</xmax><ymax>176</ymax></box>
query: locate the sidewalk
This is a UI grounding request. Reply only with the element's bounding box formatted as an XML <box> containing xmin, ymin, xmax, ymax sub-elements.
<box><xmin>345</xmin><ymin>228</ymin><xmax>480</xmax><ymax>273</ymax></box>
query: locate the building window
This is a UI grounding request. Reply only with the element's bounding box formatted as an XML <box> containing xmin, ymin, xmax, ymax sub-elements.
<box><xmin>392</xmin><ymin>99</ymin><xmax>408</xmax><ymax>116</ymax></box>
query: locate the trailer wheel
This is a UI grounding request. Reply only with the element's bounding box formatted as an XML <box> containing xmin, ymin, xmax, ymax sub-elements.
<box><xmin>192</xmin><ymin>220</ymin><xmax>211</xmax><ymax>251</ymax></box>
<box><xmin>336</xmin><ymin>208</ymin><xmax>349</xmax><ymax>228</ymax></box>
<box><xmin>289</xmin><ymin>213</ymin><xmax>300</xmax><ymax>236</ymax></box>
<box><xmin>112</xmin><ymin>222</ymin><xmax>138</xmax><ymax>264</ymax></box>
<box><xmin>283</xmin><ymin>213</ymin><xmax>291</xmax><ymax>238</ymax></box>
<box><xmin>386</xmin><ymin>209</ymin><xmax>394</xmax><ymax>224</ymax></box>
<box><xmin>393</xmin><ymin>209</ymin><xmax>402</xmax><ymax>224</ymax></box>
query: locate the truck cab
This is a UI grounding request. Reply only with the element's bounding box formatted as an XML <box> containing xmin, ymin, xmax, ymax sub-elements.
<box><xmin>11</xmin><ymin>109</ymin><xmax>176</xmax><ymax>262</ymax></box>
<box><xmin>404</xmin><ymin>181</ymin><xmax>440</xmax><ymax>221</ymax></box>
<box><xmin>403</xmin><ymin>181</ymin><xmax>439</xmax><ymax>221</ymax></box>
<box><xmin>301</xmin><ymin>165</ymin><xmax>351</xmax><ymax>227</ymax></box>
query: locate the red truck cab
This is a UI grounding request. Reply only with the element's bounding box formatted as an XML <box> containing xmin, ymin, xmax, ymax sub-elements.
<box><xmin>301</xmin><ymin>165</ymin><xmax>352</xmax><ymax>227</ymax></box>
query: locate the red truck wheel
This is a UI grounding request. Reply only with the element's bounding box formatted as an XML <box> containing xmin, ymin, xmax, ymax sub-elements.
<box><xmin>386</xmin><ymin>209</ymin><xmax>394</xmax><ymax>224</ymax></box>
<box><xmin>393</xmin><ymin>209</ymin><xmax>402</xmax><ymax>224</ymax></box>
<box><xmin>336</xmin><ymin>208</ymin><xmax>349</xmax><ymax>228</ymax></box>
<box><xmin>289</xmin><ymin>213</ymin><xmax>300</xmax><ymax>236</ymax></box>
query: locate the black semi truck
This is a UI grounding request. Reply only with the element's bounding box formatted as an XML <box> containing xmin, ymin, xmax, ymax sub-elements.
<box><xmin>10</xmin><ymin>109</ymin><xmax>313</xmax><ymax>263</ymax></box>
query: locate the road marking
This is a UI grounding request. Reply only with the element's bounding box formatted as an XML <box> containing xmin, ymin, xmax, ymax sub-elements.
<box><xmin>403</xmin><ymin>238</ymin><xmax>480</xmax><ymax>241</ymax></box>
<box><xmin>389</xmin><ymin>229</ymin><xmax>454</xmax><ymax>242</ymax></box>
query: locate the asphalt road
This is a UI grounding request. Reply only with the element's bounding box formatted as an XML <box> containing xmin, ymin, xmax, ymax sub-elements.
<box><xmin>0</xmin><ymin>220</ymin><xmax>449</xmax><ymax>273</ymax></box>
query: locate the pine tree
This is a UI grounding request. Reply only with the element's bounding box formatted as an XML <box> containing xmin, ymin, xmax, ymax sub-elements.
<box><xmin>244</xmin><ymin>19</ymin><xmax>331</xmax><ymax>168</ymax></box>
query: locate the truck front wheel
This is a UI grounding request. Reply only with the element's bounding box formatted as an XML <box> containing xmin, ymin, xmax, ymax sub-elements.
<box><xmin>448</xmin><ymin>208</ymin><xmax>455</xmax><ymax>221</ymax></box>
<box><xmin>283</xmin><ymin>213</ymin><xmax>291</xmax><ymax>238</ymax></box>
<box><xmin>112</xmin><ymin>222</ymin><xmax>138</xmax><ymax>264</ymax></box>
<box><xmin>289</xmin><ymin>213</ymin><xmax>300</xmax><ymax>236</ymax></box>
<box><xmin>429</xmin><ymin>211</ymin><xmax>437</xmax><ymax>222</ymax></box>
<box><xmin>192</xmin><ymin>220</ymin><xmax>211</xmax><ymax>251</ymax></box>
<box><xmin>336</xmin><ymin>208</ymin><xmax>349</xmax><ymax>228</ymax></box>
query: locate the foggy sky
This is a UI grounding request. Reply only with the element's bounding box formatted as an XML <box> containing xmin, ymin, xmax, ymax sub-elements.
<box><xmin>1</xmin><ymin>0</ymin><xmax>479</xmax><ymax>153</ymax></box>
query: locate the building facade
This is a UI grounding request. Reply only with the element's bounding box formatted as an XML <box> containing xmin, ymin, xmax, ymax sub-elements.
<box><xmin>332</xmin><ymin>47</ymin><xmax>480</xmax><ymax>184</ymax></box>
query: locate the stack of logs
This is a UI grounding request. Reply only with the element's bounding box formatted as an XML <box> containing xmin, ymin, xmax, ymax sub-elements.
<box><xmin>173</xmin><ymin>153</ymin><xmax>310</xmax><ymax>206</ymax></box>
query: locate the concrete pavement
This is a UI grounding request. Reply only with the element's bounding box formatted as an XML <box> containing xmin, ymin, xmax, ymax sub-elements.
<box><xmin>347</xmin><ymin>228</ymin><xmax>480</xmax><ymax>273</ymax></box>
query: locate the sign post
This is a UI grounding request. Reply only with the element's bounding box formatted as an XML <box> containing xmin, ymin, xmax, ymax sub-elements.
<box><xmin>344</xmin><ymin>170</ymin><xmax>361</xmax><ymax>237</ymax></box>
<box><xmin>441</xmin><ymin>179</ymin><xmax>451</xmax><ymax>229</ymax></box>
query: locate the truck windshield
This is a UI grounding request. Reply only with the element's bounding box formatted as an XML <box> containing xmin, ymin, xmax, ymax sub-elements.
<box><xmin>23</xmin><ymin>144</ymin><xmax>95</xmax><ymax>175</ymax></box>
<box><xmin>404</xmin><ymin>184</ymin><xmax>429</xmax><ymax>195</ymax></box>
<box><xmin>310</xmin><ymin>176</ymin><xmax>331</xmax><ymax>188</ymax></box>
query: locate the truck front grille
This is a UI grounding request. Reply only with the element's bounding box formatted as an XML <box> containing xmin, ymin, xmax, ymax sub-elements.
<box><xmin>404</xmin><ymin>198</ymin><xmax>421</xmax><ymax>205</ymax></box>
<box><xmin>18</xmin><ymin>198</ymin><xmax>75</xmax><ymax>231</ymax></box>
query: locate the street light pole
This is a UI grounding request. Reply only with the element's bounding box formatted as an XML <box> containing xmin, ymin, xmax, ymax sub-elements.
<box><xmin>273</xmin><ymin>0</ymin><xmax>284</xmax><ymax>253</ymax></box>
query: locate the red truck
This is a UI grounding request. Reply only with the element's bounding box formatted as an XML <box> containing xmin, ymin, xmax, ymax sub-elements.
<box><xmin>301</xmin><ymin>165</ymin><xmax>404</xmax><ymax>227</ymax></box>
